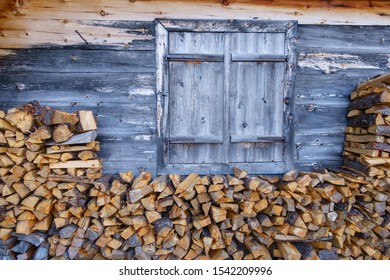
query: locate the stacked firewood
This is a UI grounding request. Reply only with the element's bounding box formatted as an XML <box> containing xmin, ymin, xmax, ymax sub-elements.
<box><xmin>339</xmin><ymin>73</ymin><xmax>390</xmax><ymax>259</ymax></box>
<box><xmin>0</xmin><ymin>102</ymin><xmax>102</xmax><ymax>259</ymax></box>
<box><xmin>1</xmin><ymin>168</ymin><xmax>389</xmax><ymax>260</ymax></box>
<box><xmin>343</xmin><ymin>73</ymin><xmax>390</xmax><ymax>178</ymax></box>
<box><xmin>0</xmin><ymin>98</ymin><xmax>389</xmax><ymax>260</ymax></box>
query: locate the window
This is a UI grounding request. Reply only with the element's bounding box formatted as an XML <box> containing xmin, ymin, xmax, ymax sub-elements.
<box><xmin>156</xmin><ymin>20</ymin><xmax>297</xmax><ymax>174</ymax></box>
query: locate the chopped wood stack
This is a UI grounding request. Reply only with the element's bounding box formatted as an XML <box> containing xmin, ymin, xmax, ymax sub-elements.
<box><xmin>343</xmin><ymin>73</ymin><xmax>390</xmax><ymax>178</ymax></box>
<box><xmin>338</xmin><ymin>73</ymin><xmax>390</xmax><ymax>259</ymax></box>
<box><xmin>1</xmin><ymin>168</ymin><xmax>389</xmax><ymax>260</ymax></box>
<box><xmin>0</xmin><ymin>99</ymin><xmax>389</xmax><ymax>260</ymax></box>
<box><xmin>0</xmin><ymin>102</ymin><xmax>102</xmax><ymax>259</ymax></box>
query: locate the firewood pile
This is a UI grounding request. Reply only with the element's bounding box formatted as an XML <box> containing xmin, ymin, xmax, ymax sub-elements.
<box><xmin>0</xmin><ymin>73</ymin><xmax>389</xmax><ymax>260</ymax></box>
<box><xmin>0</xmin><ymin>101</ymin><xmax>102</xmax><ymax>259</ymax></box>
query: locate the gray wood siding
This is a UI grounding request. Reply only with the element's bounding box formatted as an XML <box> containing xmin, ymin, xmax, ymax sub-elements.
<box><xmin>1</xmin><ymin>22</ymin><xmax>389</xmax><ymax>174</ymax></box>
<box><xmin>295</xmin><ymin>25</ymin><xmax>390</xmax><ymax>171</ymax></box>
<box><xmin>0</xmin><ymin>21</ymin><xmax>157</xmax><ymax>174</ymax></box>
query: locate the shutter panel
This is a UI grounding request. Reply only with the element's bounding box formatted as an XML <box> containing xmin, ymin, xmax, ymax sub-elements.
<box><xmin>229</xmin><ymin>33</ymin><xmax>286</xmax><ymax>163</ymax></box>
<box><xmin>167</xmin><ymin>32</ymin><xmax>225</xmax><ymax>164</ymax></box>
<box><xmin>169</xmin><ymin>32</ymin><xmax>225</xmax><ymax>54</ymax></box>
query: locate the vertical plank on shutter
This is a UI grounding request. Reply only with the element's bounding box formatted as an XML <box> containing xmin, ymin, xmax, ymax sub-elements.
<box><xmin>168</xmin><ymin>61</ymin><xmax>224</xmax><ymax>164</ymax></box>
<box><xmin>230</xmin><ymin>33</ymin><xmax>285</xmax><ymax>55</ymax></box>
<box><xmin>169</xmin><ymin>32</ymin><xmax>225</xmax><ymax>54</ymax></box>
<box><xmin>229</xmin><ymin>33</ymin><xmax>285</xmax><ymax>163</ymax></box>
<box><xmin>156</xmin><ymin>21</ymin><xmax>169</xmax><ymax>173</ymax></box>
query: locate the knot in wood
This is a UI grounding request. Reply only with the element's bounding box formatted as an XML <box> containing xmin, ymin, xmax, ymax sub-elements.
<box><xmin>290</xmin><ymin>37</ymin><xmax>298</xmax><ymax>44</ymax></box>
<box><xmin>306</xmin><ymin>103</ymin><xmax>317</xmax><ymax>112</ymax></box>
<box><xmin>16</xmin><ymin>83</ymin><xmax>25</xmax><ymax>91</ymax></box>
<box><xmin>312</xmin><ymin>163</ymin><xmax>321</xmax><ymax>170</ymax></box>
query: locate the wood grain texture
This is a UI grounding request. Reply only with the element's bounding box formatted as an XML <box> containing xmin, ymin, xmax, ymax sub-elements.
<box><xmin>0</xmin><ymin>49</ymin><xmax>156</xmax><ymax>73</ymax></box>
<box><xmin>229</xmin><ymin>61</ymin><xmax>284</xmax><ymax>162</ymax></box>
<box><xmin>1</xmin><ymin>22</ymin><xmax>390</xmax><ymax>174</ymax></box>
<box><xmin>168</xmin><ymin>61</ymin><xmax>224</xmax><ymax>164</ymax></box>
<box><xmin>0</xmin><ymin>19</ymin><xmax>155</xmax><ymax>49</ymax></box>
<box><xmin>0</xmin><ymin>45</ymin><xmax>157</xmax><ymax>174</ymax></box>
<box><xmin>293</xmin><ymin>25</ymin><xmax>390</xmax><ymax>170</ymax></box>
<box><xmin>155</xmin><ymin>22</ymin><xmax>168</xmax><ymax>174</ymax></box>
<box><xmin>158</xmin><ymin>20</ymin><xmax>296</xmax><ymax>173</ymax></box>
<box><xmin>1</xmin><ymin>1</ymin><xmax>389</xmax><ymax>48</ymax></box>
<box><xmin>169</xmin><ymin>32</ymin><xmax>225</xmax><ymax>54</ymax></box>
<box><xmin>167</xmin><ymin>31</ymin><xmax>225</xmax><ymax>166</ymax></box>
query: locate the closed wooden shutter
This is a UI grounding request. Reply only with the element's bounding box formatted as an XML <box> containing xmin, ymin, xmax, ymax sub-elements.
<box><xmin>167</xmin><ymin>33</ymin><xmax>225</xmax><ymax>164</ymax></box>
<box><xmin>156</xmin><ymin>20</ymin><xmax>297</xmax><ymax>174</ymax></box>
<box><xmin>229</xmin><ymin>33</ymin><xmax>286</xmax><ymax>163</ymax></box>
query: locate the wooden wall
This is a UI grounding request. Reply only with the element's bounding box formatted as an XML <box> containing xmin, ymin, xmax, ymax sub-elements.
<box><xmin>0</xmin><ymin>1</ymin><xmax>389</xmax><ymax>49</ymax></box>
<box><xmin>295</xmin><ymin>25</ymin><xmax>390</xmax><ymax>170</ymax></box>
<box><xmin>0</xmin><ymin>21</ymin><xmax>157</xmax><ymax>173</ymax></box>
<box><xmin>0</xmin><ymin>0</ymin><xmax>390</xmax><ymax>174</ymax></box>
<box><xmin>1</xmin><ymin>22</ymin><xmax>389</xmax><ymax>174</ymax></box>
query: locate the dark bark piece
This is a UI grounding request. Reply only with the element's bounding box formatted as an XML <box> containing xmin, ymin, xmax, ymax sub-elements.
<box><xmin>68</xmin><ymin>246</ymin><xmax>80</xmax><ymax>260</ymax></box>
<box><xmin>343</xmin><ymin>158</ymin><xmax>369</xmax><ymax>175</ymax></box>
<box><xmin>126</xmin><ymin>248</ymin><xmax>135</xmax><ymax>260</ymax></box>
<box><xmin>0</xmin><ymin>248</ymin><xmax>12</xmax><ymax>256</ymax></box>
<box><xmin>85</xmin><ymin>229</ymin><xmax>100</xmax><ymax>242</ymax></box>
<box><xmin>127</xmin><ymin>234</ymin><xmax>142</xmax><ymax>247</ymax></box>
<box><xmin>318</xmin><ymin>249</ymin><xmax>338</xmax><ymax>260</ymax></box>
<box><xmin>59</xmin><ymin>224</ymin><xmax>78</xmax><ymax>239</ymax></box>
<box><xmin>0</xmin><ymin>207</ymin><xmax>6</xmax><ymax>221</ymax></box>
<box><xmin>16</xmin><ymin>247</ymin><xmax>36</xmax><ymax>260</ymax></box>
<box><xmin>154</xmin><ymin>218</ymin><xmax>173</xmax><ymax>233</ymax></box>
<box><xmin>294</xmin><ymin>242</ymin><xmax>316</xmax><ymax>260</ymax></box>
<box><xmin>135</xmin><ymin>246</ymin><xmax>152</xmax><ymax>260</ymax></box>
<box><xmin>11</xmin><ymin>241</ymin><xmax>31</xmax><ymax>254</ymax></box>
<box><xmin>93</xmin><ymin>174</ymin><xmax>113</xmax><ymax>192</ymax></box>
<box><xmin>349</xmin><ymin>92</ymin><xmax>390</xmax><ymax>110</ymax></box>
<box><xmin>0</xmin><ymin>255</ymin><xmax>16</xmax><ymax>260</ymax></box>
<box><xmin>347</xmin><ymin>114</ymin><xmax>380</xmax><ymax>127</ymax></box>
<box><xmin>368</xmin><ymin>125</ymin><xmax>390</xmax><ymax>136</ymax></box>
<box><xmin>34</xmin><ymin>241</ymin><xmax>49</xmax><ymax>260</ymax></box>
<box><xmin>366</xmin><ymin>142</ymin><xmax>390</xmax><ymax>152</ymax></box>
<box><xmin>286</xmin><ymin>211</ymin><xmax>299</xmax><ymax>225</ymax></box>
<box><xmin>0</xmin><ymin>237</ymin><xmax>17</xmax><ymax>249</ymax></box>
<box><xmin>12</xmin><ymin>233</ymin><xmax>46</xmax><ymax>247</ymax></box>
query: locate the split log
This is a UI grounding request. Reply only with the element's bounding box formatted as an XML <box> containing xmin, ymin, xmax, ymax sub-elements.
<box><xmin>349</xmin><ymin>91</ymin><xmax>390</xmax><ymax>110</ymax></box>
<box><xmin>52</xmin><ymin>124</ymin><xmax>73</xmax><ymax>143</ymax></box>
<box><xmin>76</xmin><ymin>111</ymin><xmax>97</xmax><ymax>132</ymax></box>
<box><xmin>46</xmin><ymin>131</ymin><xmax>97</xmax><ymax>146</ymax></box>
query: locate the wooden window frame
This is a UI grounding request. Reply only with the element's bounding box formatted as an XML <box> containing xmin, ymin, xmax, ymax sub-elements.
<box><xmin>156</xmin><ymin>19</ymin><xmax>297</xmax><ymax>174</ymax></box>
